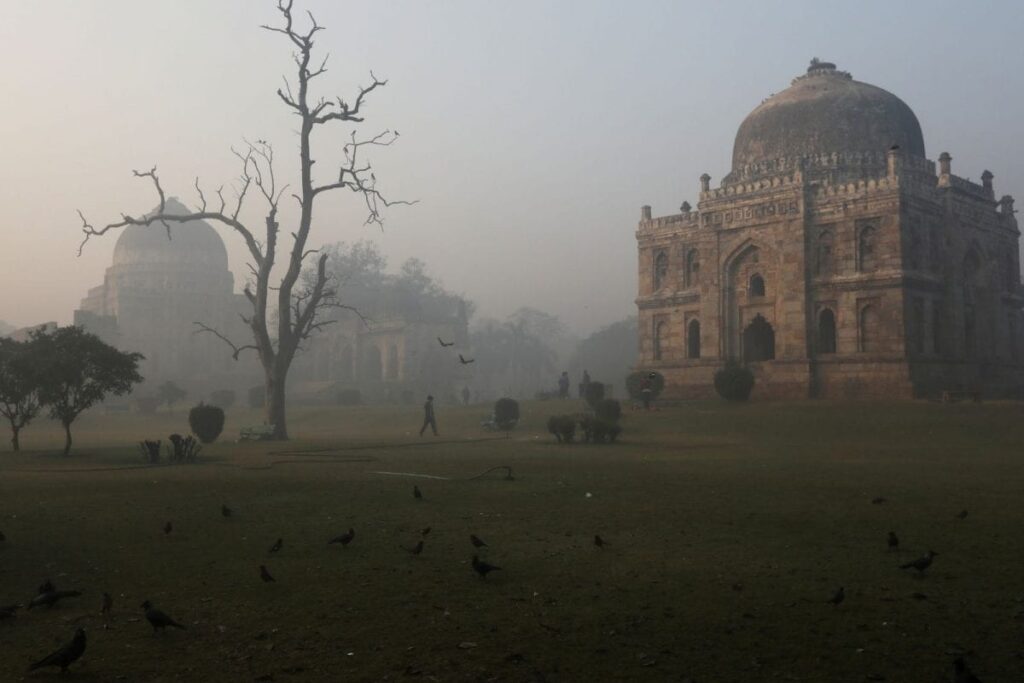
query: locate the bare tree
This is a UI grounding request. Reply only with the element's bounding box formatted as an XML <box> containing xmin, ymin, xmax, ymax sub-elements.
<box><xmin>77</xmin><ymin>1</ymin><xmax>412</xmax><ymax>440</ymax></box>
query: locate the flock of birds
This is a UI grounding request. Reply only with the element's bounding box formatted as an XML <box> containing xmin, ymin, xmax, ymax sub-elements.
<box><xmin>437</xmin><ymin>336</ymin><xmax>474</xmax><ymax>365</ymax></box>
<box><xmin>0</xmin><ymin>481</ymin><xmax>991</xmax><ymax>679</ymax></box>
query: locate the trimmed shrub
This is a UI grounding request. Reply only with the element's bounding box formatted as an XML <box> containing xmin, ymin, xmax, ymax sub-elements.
<box><xmin>248</xmin><ymin>385</ymin><xmax>265</xmax><ymax>409</ymax></box>
<box><xmin>626</xmin><ymin>371</ymin><xmax>665</xmax><ymax>401</ymax></box>
<box><xmin>584</xmin><ymin>381</ymin><xmax>605</xmax><ymax>409</ymax></box>
<box><xmin>494</xmin><ymin>398</ymin><xmax>520</xmax><ymax>431</ymax></box>
<box><xmin>337</xmin><ymin>388</ymin><xmax>362</xmax><ymax>405</ymax></box>
<box><xmin>714</xmin><ymin>361</ymin><xmax>755</xmax><ymax>401</ymax></box>
<box><xmin>189</xmin><ymin>402</ymin><xmax>225</xmax><ymax>444</ymax></box>
<box><xmin>209</xmin><ymin>389</ymin><xmax>236</xmax><ymax>410</ymax></box>
<box><xmin>579</xmin><ymin>416</ymin><xmax>622</xmax><ymax>444</ymax></box>
<box><xmin>595</xmin><ymin>398</ymin><xmax>622</xmax><ymax>424</ymax></box>
<box><xmin>546</xmin><ymin>415</ymin><xmax>576</xmax><ymax>443</ymax></box>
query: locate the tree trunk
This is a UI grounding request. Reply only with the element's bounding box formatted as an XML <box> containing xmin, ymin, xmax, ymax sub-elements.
<box><xmin>62</xmin><ymin>422</ymin><xmax>73</xmax><ymax>456</ymax></box>
<box><xmin>10</xmin><ymin>424</ymin><xmax>19</xmax><ymax>452</ymax></box>
<box><xmin>266</xmin><ymin>372</ymin><xmax>289</xmax><ymax>440</ymax></box>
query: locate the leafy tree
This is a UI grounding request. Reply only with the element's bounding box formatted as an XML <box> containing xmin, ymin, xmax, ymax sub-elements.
<box><xmin>34</xmin><ymin>327</ymin><xmax>143</xmax><ymax>455</ymax></box>
<box><xmin>156</xmin><ymin>381</ymin><xmax>187</xmax><ymax>412</ymax></box>
<box><xmin>470</xmin><ymin>318</ymin><xmax>557</xmax><ymax>398</ymax></box>
<box><xmin>570</xmin><ymin>317</ymin><xmax>638</xmax><ymax>397</ymax></box>
<box><xmin>0</xmin><ymin>338</ymin><xmax>43</xmax><ymax>451</ymax></box>
<box><xmin>77</xmin><ymin>2</ymin><xmax>411</xmax><ymax>440</ymax></box>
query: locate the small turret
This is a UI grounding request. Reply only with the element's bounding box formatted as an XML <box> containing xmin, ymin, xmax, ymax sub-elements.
<box><xmin>938</xmin><ymin>152</ymin><xmax>952</xmax><ymax>176</ymax></box>
<box><xmin>981</xmin><ymin>170</ymin><xmax>994</xmax><ymax>198</ymax></box>
<box><xmin>680</xmin><ymin>201</ymin><xmax>692</xmax><ymax>214</ymax></box>
<box><xmin>700</xmin><ymin>173</ymin><xmax>711</xmax><ymax>192</ymax></box>
<box><xmin>641</xmin><ymin>205</ymin><xmax>652</xmax><ymax>221</ymax></box>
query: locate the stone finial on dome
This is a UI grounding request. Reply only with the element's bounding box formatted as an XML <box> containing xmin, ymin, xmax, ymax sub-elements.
<box><xmin>700</xmin><ymin>173</ymin><xmax>711</xmax><ymax>192</ymax></box>
<box><xmin>938</xmin><ymin>152</ymin><xmax>952</xmax><ymax>176</ymax></box>
<box><xmin>981</xmin><ymin>170</ymin><xmax>994</xmax><ymax>197</ymax></box>
<box><xmin>680</xmin><ymin>201</ymin><xmax>692</xmax><ymax>214</ymax></box>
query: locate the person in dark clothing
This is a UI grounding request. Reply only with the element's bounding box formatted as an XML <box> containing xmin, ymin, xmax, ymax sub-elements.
<box><xmin>558</xmin><ymin>371</ymin><xmax>570</xmax><ymax>399</ymax></box>
<box><xmin>419</xmin><ymin>395</ymin><xmax>438</xmax><ymax>436</ymax></box>
<box><xmin>579</xmin><ymin>370</ymin><xmax>591</xmax><ymax>399</ymax></box>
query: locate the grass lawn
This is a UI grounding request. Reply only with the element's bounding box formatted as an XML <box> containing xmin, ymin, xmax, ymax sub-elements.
<box><xmin>0</xmin><ymin>399</ymin><xmax>1022</xmax><ymax>682</ymax></box>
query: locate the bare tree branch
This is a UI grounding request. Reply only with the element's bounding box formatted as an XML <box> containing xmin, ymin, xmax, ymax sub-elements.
<box><xmin>192</xmin><ymin>322</ymin><xmax>258</xmax><ymax>361</ymax></box>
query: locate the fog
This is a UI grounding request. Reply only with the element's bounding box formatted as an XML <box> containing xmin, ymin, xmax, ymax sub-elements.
<box><xmin>1</xmin><ymin>0</ymin><xmax>1022</xmax><ymax>335</ymax></box>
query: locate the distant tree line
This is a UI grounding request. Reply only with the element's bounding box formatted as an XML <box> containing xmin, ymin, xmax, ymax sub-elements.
<box><xmin>0</xmin><ymin>327</ymin><xmax>142</xmax><ymax>455</ymax></box>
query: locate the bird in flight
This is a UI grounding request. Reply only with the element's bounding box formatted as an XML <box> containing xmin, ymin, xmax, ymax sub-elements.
<box><xmin>329</xmin><ymin>528</ymin><xmax>355</xmax><ymax>546</ymax></box>
<box><xmin>269</xmin><ymin>538</ymin><xmax>283</xmax><ymax>554</ymax></box>
<box><xmin>458</xmin><ymin>354</ymin><xmax>475</xmax><ymax>365</ymax></box>
<box><xmin>141</xmin><ymin>600</ymin><xmax>186</xmax><ymax>633</ymax></box>
<box><xmin>472</xmin><ymin>554</ymin><xmax>501</xmax><ymax>579</ymax></box>
<box><xmin>28</xmin><ymin>628</ymin><xmax>86</xmax><ymax>674</ymax></box>
<box><xmin>259</xmin><ymin>565</ymin><xmax>276</xmax><ymax>583</ymax></box>
<box><xmin>437</xmin><ymin>337</ymin><xmax>454</xmax><ymax>347</ymax></box>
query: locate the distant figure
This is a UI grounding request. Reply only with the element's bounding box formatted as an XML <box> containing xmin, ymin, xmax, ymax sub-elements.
<box><xmin>640</xmin><ymin>373</ymin><xmax>655</xmax><ymax>410</ymax></box>
<box><xmin>579</xmin><ymin>370</ymin><xmax>591</xmax><ymax>399</ymax></box>
<box><xmin>419</xmin><ymin>395</ymin><xmax>438</xmax><ymax>436</ymax></box>
<box><xmin>462</xmin><ymin>386</ymin><xmax>471</xmax><ymax>406</ymax></box>
<box><xmin>558</xmin><ymin>371</ymin><xmax>570</xmax><ymax>399</ymax></box>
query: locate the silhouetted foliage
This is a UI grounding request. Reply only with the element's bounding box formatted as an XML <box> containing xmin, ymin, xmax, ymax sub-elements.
<box><xmin>33</xmin><ymin>326</ymin><xmax>143</xmax><ymax>455</ymax></box>
<box><xmin>584</xmin><ymin>381</ymin><xmax>606</xmax><ymax>409</ymax></box>
<box><xmin>0</xmin><ymin>337</ymin><xmax>43</xmax><ymax>452</ymax></box>
<box><xmin>167</xmin><ymin>433</ymin><xmax>201</xmax><ymax>463</ymax></box>
<box><xmin>595</xmin><ymin>398</ymin><xmax>622</xmax><ymax>424</ymax></box>
<box><xmin>189</xmin><ymin>403</ymin><xmax>225</xmax><ymax>444</ymax></box>
<box><xmin>579</xmin><ymin>416</ymin><xmax>622</xmax><ymax>444</ymax></box>
<box><xmin>546</xmin><ymin>415</ymin><xmax>576</xmax><ymax>443</ymax></box>
<box><xmin>156</xmin><ymin>381</ymin><xmax>187</xmax><ymax>411</ymax></box>
<box><xmin>139</xmin><ymin>439</ymin><xmax>161</xmax><ymax>464</ymax></box>
<box><xmin>209</xmin><ymin>389</ymin><xmax>236</xmax><ymax>410</ymax></box>
<box><xmin>494</xmin><ymin>398</ymin><xmax>520</xmax><ymax>431</ymax></box>
<box><xmin>626</xmin><ymin>371</ymin><xmax>665</xmax><ymax>401</ymax></box>
<box><xmin>714</xmin><ymin>361</ymin><xmax>755</xmax><ymax>401</ymax></box>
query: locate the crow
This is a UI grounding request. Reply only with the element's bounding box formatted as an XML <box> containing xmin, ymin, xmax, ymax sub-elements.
<box><xmin>827</xmin><ymin>586</ymin><xmax>845</xmax><ymax>606</ymax></box>
<box><xmin>329</xmin><ymin>528</ymin><xmax>355</xmax><ymax>546</ymax></box>
<box><xmin>38</xmin><ymin>579</ymin><xmax>55</xmax><ymax>595</ymax></box>
<box><xmin>404</xmin><ymin>540</ymin><xmax>424</xmax><ymax>555</ymax></box>
<box><xmin>0</xmin><ymin>530</ymin><xmax>5</xmax><ymax>541</ymax></box>
<box><xmin>163</xmin><ymin>521</ymin><xmax>173</xmax><ymax>535</ymax></box>
<box><xmin>222</xmin><ymin>504</ymin><xmax>233</xmax><ymax>518</ymax></box>
<box><xmin>141</xmin><ymin>600</ymin><xmax>186</xmax><ymax>633</ymax></box>
<box><xmin>887</xmin><ymin>531</ymin><xmax>899</xmax><ymax>551</ymax></box>
<box><xmin>470</xmin><ymin>534</ymin><xmax>487</xmax><ymax>548</ymax></box>
<box><xmin>956</xmin><ymin>509</ymin><xmax>968</xmax><ymax>520</ymax></box>
<box><xmin>420</xmin><ymin>526</ymin><xmax>432</xmax><ymax>537</ymax></box>
<box><xmin>28</xmin><ymin>590</ymin><xmax>82</xmax><ymax>610</ymax></box>
<box><xmin>100</xmin><ymin>592</ymin><xmax>112</xmax><ymax>615</ymax></box>
<box><xmin>953</xmin><ymin>656</ymin><xmax>983</xmax><ymax>683</ymax></box>
<box><xmin>259</xmin><ymin>565</ymin><xmax>276</xmax><ymax>583</ymax></box>
<box><xmin>28</xmin><ymin>628</ymin><xmax>86</xmax><ymax>673</ymax></box>
<box><xmin>414</xmin><ymin>485</ymin><xmax>423</xmax><ymax>500</ymax></box>
<box><xmin>900</xmin><ymin>550</ymin><xmax>937</xmax><ymax>573</ymax></box>
<box><xmin>269</xmin><ymin>538</ymin><xmax>283</xmax><ymax>554</ymax></box>
<box><xmin>871</xmin><ymin>497</ymin><xmax>887</xmax><ymax>504</ymax></box>
<box><xmin>594</xmin><ymin>534</ymin><xmax>608</xmax><ymax>548</ymax></box>
<box><xmin>437</xmin><ymin>337</ymin><xmax>454</xmax><ymax>347</ymax></box>
<box><xmin>458</xmin><ymin>354</ymin><xmax>475</xmax><ymax>365</ymax></box>
<box><xmin>472</xmin><ymin>554</ymin><xmax>501</xmax><ymax>579</ymax></box>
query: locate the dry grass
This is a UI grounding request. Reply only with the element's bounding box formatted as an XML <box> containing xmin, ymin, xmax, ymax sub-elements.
<box><xmin>0</xmin><ymin>399</ymin><xmax>1022</xmax><ymax>681</ymax></box>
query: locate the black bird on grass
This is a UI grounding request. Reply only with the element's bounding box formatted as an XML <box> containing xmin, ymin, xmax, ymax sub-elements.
<box><xmin>827</xmin><ymin>586</ymin><xmax>845</xmax><ymax>606</ymax></box>
<box><xmin>887</xmin><ymin>531</ymin><xmax>899</xmax><ymax>551</ymax></box>
<box><xmin>437</xmin><ymin>337</ymin><xmax>454</xmax><ymax>347</ymax></box>
<box><xmin>900</xmin><ymin>550</ymin><xmax>937</xmax><ymax>574</ymax></box>
<box><xmin>141</xmin><ymin>600</ymin><xmax>186</xmax><ymax>633</ymax></box>
<box><xmin>100</xmin><ymin>592</ymin><xmax>112</xmax><ymax>615</ymax></box>
<box><xmin>472</xmin><ymin>554</ymin><xmax>501</xmax><ymax>578</ymax></box>
<box><xmin>470</xmin><ymin>534</ymin><xmax>487</xmax><ymax>548</ymax></box>
<box><xmin>956</xmin><ymin>509</ymin><xmax>969</xmax><ymax>520</ymax></box>
<box><xmin>28</xmin><ymin>590</ymin><xmax>82</xmax><ymax>610</ymax></box>
<box><xmin>163</xmin><ymin>521</ymin><xmax>173</xmax><ymax>535</ymax></box>
<box><xmin>222</xmin><ymin>504</ymin><xmax>233</xmax><ymax>518</ymax></box>
<box><xmin>404</xmin><ymin>540</ymin><xmax>424</xmax><ymax>555</ymax></box>
<box><xmin>871</xmin><ymin>497</ymin><xmax>887</xmax><ymax>504</ymax></box>
<box><xmin>594</xmin><ymin>534</ymin><xmax>608</xmax><ymax>548</ymax></box>
<box><xmin>269</xmin><ymin>538</ymin><xmax>283</xmax><ymax>553</ymax></box>
<box><xmin>420</xmin><ymin>526</ymin><xmax>432</xmax><ymax>537</ymax></box>
<box><xmin>259</xmin><ymin>565</ymin><xmax>276</xmax><ymax>583</ymax></box>
<box><xmin>414</xmin><ymin>485</ymin><xmax>423</xmax><ymax>500</ymax></box>
<box><xmin>37</xmin><ymin>579</ymin><xmax>55</xmax><ymax>595</ymax></box>
<box><xmin>953</xmin><ymin>656</ymin><xmax>983</xmax><ymax>683</ymax></box>
<box><xmin>458</xmin><ymin>354</ymin><xmax>475</xmax><ymax>365</ymax></box>
<box><xmin>28</xmin><ymin>628</ymin><xmax>86</xmax><ymax>673</ymax></box>
<box><xmin>329</xmin><ymin>528</ymin><xmax>355</xmax><ymax>546</ymax></box>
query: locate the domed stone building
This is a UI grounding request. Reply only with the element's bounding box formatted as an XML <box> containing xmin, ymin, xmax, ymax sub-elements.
<box><xmin>75</xmin><ymin>198</ymin><xmax>259</xmax><ymax>391</ymax></box>
<box><xmin>636</xmin><ymin>60</ymin><xmax>1022</xmax><ymax>399</ymax></box>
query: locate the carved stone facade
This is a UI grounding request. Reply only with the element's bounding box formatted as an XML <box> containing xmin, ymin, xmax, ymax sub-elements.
<box><xmin>636</xmin><ymin>61</ymin><xmax>1023</xmax><ymax>399</ymax></box>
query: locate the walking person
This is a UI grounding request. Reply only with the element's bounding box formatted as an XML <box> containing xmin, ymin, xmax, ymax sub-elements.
<box><xmin>640</xmin><ymin>373</ymin><xmax>654</xmax><ymax>411</ymax></box>
<box><xmin>419</xmin><ymin>395</ymin><xmax>439</xmax><ymax>436</ymax></box>
<box><xmin>558</xmin><ymin>371</ymin><xmax>570</xmax><ymax>399</ymax></box>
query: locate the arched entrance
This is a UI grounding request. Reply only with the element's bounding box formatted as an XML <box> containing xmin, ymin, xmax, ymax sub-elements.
<box><xmin>743</xmin><ymin>314</ymin><xmax>775</xmax><ymax>362</ymax></box>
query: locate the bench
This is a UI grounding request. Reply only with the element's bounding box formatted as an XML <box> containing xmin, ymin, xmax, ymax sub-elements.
<box><xmin>239</xmin><ymin>424</ymin><xmax>276</xmax><ymax>441</ymax></box>
<box><xmin>941</xmin><ymin>390</ymin><xmax>981</xmax><ymax>403</ymax></box>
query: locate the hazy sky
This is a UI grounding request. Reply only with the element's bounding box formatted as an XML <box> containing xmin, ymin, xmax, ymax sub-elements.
<box><xmin>2</xmin><ymin>1</ymin><xmax>1022</xmax><ymax>335</ymax></box>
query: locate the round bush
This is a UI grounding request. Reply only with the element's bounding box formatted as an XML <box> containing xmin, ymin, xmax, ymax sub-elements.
<box><xmin>189</xmin><ymin>402</ymin><xmax>225</xmax><ymax>444</ymax></box>
<box><xmin>546</xmin><ymin>415</ymin><xmax>576</xmax><ymax>443</ymax></box>
<box><xmin>494</xmin><ymin>397</ymin><xmax>520</xmax><ymax>431</ymax></box>
<box><xmin>584</xmin><ymin>381</ymin><xmax>605</xmax><ymax>409</ymax></box>
<box><xmin>595</xmin><ymin>398</ymin><xmax>622</xmax><ymax>423</ymax></box>
<box><xmin>713</xmin><ymin>362</ymin><xmax>755</xmax><ymax>401</ymax></box>
<box><xmin>626</xmin><ymin>371</ymin><xmax>665</xmax><ymax>401</ymax></box>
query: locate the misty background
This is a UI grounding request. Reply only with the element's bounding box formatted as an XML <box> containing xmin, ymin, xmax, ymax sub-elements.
<box><xmin>1</xmin><ymin>0</ymin><xmax>1022</xmax><ymax>339</ymax></box>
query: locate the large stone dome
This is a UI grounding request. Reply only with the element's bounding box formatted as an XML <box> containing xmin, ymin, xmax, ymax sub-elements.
<box><xmin>731</xmin><ymin>60</ymin><xmax>925</xmax><ymax>173</ymax></box>
<box><xmin>112</xmin><ymin>198</ymin><xmax>229</xmax><ymax>271</ymax></box>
